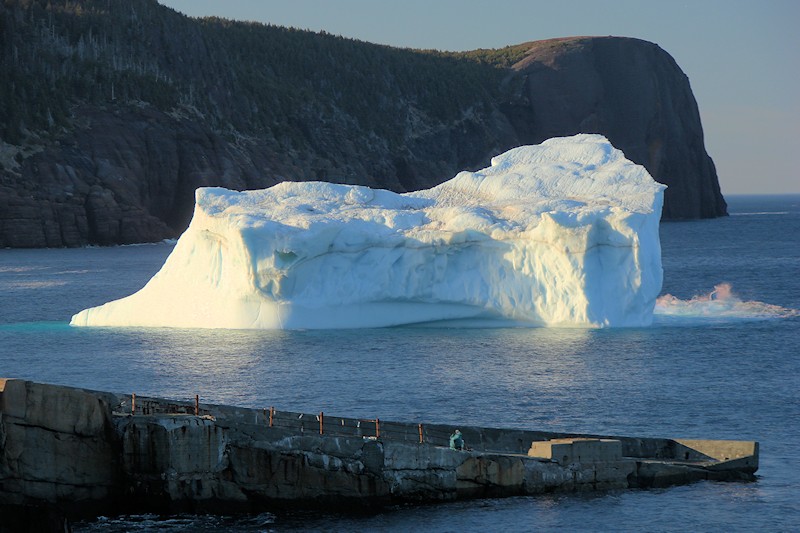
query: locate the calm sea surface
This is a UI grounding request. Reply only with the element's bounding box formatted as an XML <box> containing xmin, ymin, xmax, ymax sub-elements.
<box><xmin>1</xmin><ymin>195</ymin><xmax>798</xmax><ymax>532</ymax></box>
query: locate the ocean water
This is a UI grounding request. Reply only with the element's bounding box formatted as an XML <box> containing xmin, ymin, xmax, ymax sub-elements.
<box><xmin>1</xmin><ymin>194</ymin><xmax>798</xmax><ymax>532</ymax></box>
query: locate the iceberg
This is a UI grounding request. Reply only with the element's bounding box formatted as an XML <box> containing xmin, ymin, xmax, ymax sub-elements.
<box><xmin>70</xmin><ymin>134</ymin><xmax>666</xmax><ymax>330</ymax></box>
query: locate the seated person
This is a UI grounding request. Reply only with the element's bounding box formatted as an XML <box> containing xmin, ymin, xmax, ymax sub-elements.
<box><xmin>450</xmin><ymin>429</ymin><xmax>465</xmax><ymax>450</ymax></box>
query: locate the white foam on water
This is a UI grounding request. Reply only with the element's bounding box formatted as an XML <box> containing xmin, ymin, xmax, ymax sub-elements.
<box><xmin>654</xmin><ymin>283</ymin><xmax>799</xmax><ymax>324</ymax></box>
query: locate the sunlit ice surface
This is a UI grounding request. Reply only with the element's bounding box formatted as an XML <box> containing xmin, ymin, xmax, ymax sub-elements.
<box><xmin>70</xmin><ymin>134</ymin><xmax>667</xmax><ymax>330</ymax></box>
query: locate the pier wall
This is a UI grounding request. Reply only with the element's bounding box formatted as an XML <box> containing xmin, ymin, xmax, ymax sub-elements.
<box><xmin>0</xmin><ymin>379</ymin><xmax>758</xmax><ymax>522</ymax></box>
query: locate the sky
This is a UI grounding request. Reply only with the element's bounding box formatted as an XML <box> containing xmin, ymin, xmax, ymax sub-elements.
<box><xmin>158</xmin><ymin>0</ymin><xmax>799</xmax><ymax>195</ymax></box>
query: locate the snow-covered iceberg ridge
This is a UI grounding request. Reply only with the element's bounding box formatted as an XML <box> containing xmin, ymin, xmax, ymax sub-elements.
<box><xmin>70</xmin><ymin>134</ymin><xmax>666</xmax><ymax>329</ymax></box>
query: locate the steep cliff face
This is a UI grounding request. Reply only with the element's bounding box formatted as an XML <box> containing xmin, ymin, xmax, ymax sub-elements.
<box><xmin>2</xmin><ymin>107</ymin><xmax>279</xmax><ymax>247</ymax></box>
<box><xmin>0</xmin><ymin>1</ymin><xmax>726</xmax><ymax>247</ymax></box>
<box><xmin>505</xmin><ymin>37</ymin><xmax>726</xmax><ymax>220</ymax></box>
<box><xmin>0</xmin><ymin>102</ymin><xmax>515</xmax><ymax>247</ymax></box>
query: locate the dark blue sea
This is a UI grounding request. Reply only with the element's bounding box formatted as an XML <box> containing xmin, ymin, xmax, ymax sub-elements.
<box><xmin>1</xmin><ymin>195</ymin><xmax>798</xmax><ymax>532</ymax></box>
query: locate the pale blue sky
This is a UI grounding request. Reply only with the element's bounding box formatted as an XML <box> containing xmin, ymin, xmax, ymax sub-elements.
<box><xmin>159</xmin><ymin>0</ymin><xmax>799</xmax><ymax>195</ymax></box>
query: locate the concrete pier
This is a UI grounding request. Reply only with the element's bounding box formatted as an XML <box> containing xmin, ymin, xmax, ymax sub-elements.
<box><xmin>0</xmin><ymin>379</ymin><xmax>758</xmax><ymax>525</ymax></box>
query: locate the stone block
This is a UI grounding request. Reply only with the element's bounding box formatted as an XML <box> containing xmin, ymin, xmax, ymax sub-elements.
<box><xmin>0</xmin><ymin>380</ymin><xmax>111</xmax><ymax>437</ymax></box>
<box><xmin>227</xmin><ymin>444</ymin><xmax>274</xmax><ymax>486</ymax></box>
<box><xmin>120</xmin><ymin>416</ymin><xmax>227</xmax><ymax>476</ymax></box>
<box><xmin>456</xmin><ymin>456</ymin><xmax>525</xmax><ymax>489</ymax></box>
<box><xmin>0</xmin><ymin>380</ymin><xmax>118</xmax><ymax>505</ymax></box>
<box><xmin>360</xmin><ymin>440</ymin><xmax>385</xmax><ymax>474</ymax></box>
<box><xmin>592</xmin><ymin>459</ymin><xmax>636</xmax><ymax>485</ymax></box>
<box><xmin>674</xmin><ymin>439</ymin><xmax>758</xmax><ymax>465</ymax></box>
<box><xmin>635</xmin><ymin>461</ymin><xmax>707</xmax><ymax>488</ymax></box>
<box><xmin>528</xmin><ymin>438</ymin><xmax>623</xmax><ymax>465</ymax></box>
<box><xmin>14</xmin><ymin>425</ymin><xmax>116</xmax><ymax>487</ymax></box>
<box><xmin>523</xmin><ymin>460</ymin><xmax>574</xmax><ymax>492</ymax></box>
<box><xmin>382</xmin><ymin>441</ymin><xmax>461</xmax><ymax>471</ymax></box>
<box><xmin>0</xmin><ymin>379</ymin><xmax>28</xmax><ymax>419</ymax></box>
<box><xmin>385</xmin><ymin>468</ymin><xmax>455</xmax><ymax>500</ymax></box>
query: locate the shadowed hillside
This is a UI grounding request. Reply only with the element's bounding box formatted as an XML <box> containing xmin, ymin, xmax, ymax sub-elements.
<box><xmin>0</xmin><ymin>0</ymin><xmax>726</xmax><ymax>247</ymax></box>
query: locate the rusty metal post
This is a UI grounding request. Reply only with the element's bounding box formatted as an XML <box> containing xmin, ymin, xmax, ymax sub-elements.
<box><xmin>319</xmin><ymin>412</ymin><xmax>324</xmax><ymax>435</ymax></box>
<box><xmin>269</xmin><ymin>406</ymin><xmax>274</xmax><ymax>427</ymax></box>
<box><xmin>418</xmin><ymin>423</ymin><xmax>424</xmax><ymax>444</ymax></box>
<box><xmin>375</xmin><ymin>418</ymin><xmax>380</xmax><ymax>439</ymax></box>
<box><xmin>131</xmin><ymin>393</ymin><xmax>136</xmax><ymax>415</ymax></box>
<box><xmin>194</xmin><ymin>394</ymin><xmax>199</xmax><ymax>416</ymax></box>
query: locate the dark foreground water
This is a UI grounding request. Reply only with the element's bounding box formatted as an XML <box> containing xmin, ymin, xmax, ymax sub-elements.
<box><xmin>1</xmin><ymin>195</ymin><xmax>799</xmax><ymax>532</ymax></box>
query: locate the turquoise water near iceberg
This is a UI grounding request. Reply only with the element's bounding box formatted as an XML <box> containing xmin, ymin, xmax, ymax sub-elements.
<box><xmin>0</xmin><ymin>195</ymin><xmax>798</xmax><ymax>531</ymax></box>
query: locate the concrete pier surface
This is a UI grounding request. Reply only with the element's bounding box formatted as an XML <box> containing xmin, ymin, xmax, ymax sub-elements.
<box><xmin>0</xmin><ymin>379</ymin><xmax>758</xmax><ymax>526</ymax></box>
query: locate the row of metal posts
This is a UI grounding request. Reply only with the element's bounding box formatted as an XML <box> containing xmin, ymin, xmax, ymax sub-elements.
<box><xmin>130</xmin><ymin>394</ymin><xmax>428</xmax><ymax>444</ymax></box>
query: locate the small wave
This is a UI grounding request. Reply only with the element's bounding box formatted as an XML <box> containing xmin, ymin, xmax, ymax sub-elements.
<box><xmin>120</xmin><ymin>239</ymin><xmax>178</xmax><ymax>247</ymax></box>
<box><xmin>654</xmin><ymin>283</ymin><xmax>799</xmax><ymax>321</ymax></box>
<box><xmin>0</xmin><ymin>266</ymin><xmax>48</xmax><ymax>273</ymax></box>
<box><xmin>730</xmin><ymin>211</ymin><xmax>789</xmax><ymax>216</ymax></box>
<box><xmin>3</xmin><ymin>280</ymin><xmax>68</xmax><ymax>289</ymax></box>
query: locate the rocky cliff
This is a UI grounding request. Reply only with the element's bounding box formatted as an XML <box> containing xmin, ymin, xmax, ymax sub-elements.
<box><xmin>0</xmin><ymin>1</ymin><xmax>726</xmax><ymax>248</ymax></box>
<box><xmin>505</xmin><ymin>37</ymin><xmax>726</xmax><ymax>220</ymax></box>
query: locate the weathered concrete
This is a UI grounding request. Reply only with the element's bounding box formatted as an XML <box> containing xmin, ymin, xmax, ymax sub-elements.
<box><xmin>0</xmin><ymin>379</ymin><xmax>120</xmax><ymax>510</ymax></box>
<box><xmin>0</xmin><ymin>379</ymin><xmax>758</xmax><ymax>524</ymax></box>
<box><xmin>529</xmin><ymin>438</ymin><xmax>624</xmax><ymax>464</ymax></box>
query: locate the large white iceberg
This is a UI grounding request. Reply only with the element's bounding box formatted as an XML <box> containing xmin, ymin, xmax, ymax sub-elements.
<box><xmin>70</xmin><ymin>134</ymin><xmax>665</xmax><ymax>329</ymax></box>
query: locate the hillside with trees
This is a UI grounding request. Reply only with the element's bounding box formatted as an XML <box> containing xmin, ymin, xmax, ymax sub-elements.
<box><xmin>0</xmin><ymin>0</ymin><xmax>726</xmax><ymax>247</ymax></box>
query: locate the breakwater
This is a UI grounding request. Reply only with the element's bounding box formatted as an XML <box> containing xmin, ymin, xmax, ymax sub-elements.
<box><xmin>0</xmin><ymin>379</ymin><xmax>758</xmax><ymax>527</ymax></box>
